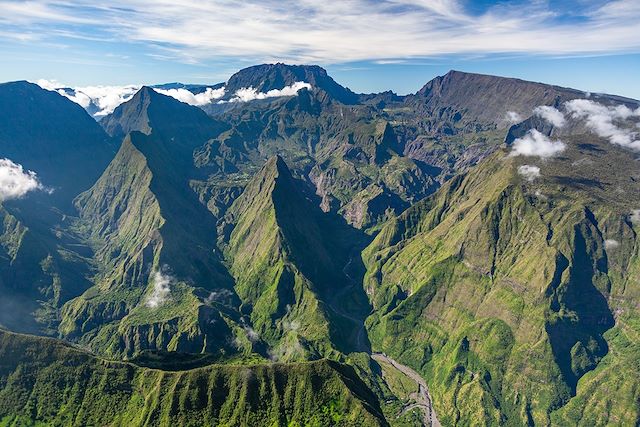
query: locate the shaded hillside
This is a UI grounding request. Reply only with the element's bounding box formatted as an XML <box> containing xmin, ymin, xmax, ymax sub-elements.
<box><xmin>0</xmin><ymin>81</ymin><xmax>115</xmax><ymax>204</ymax></box>
<box><xmin>0</xmin><ymin>81</ymin><xmax>115</xmax><ymax>335</ymax></box>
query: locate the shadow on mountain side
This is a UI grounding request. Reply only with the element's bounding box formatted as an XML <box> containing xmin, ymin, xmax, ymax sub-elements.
<box><xmin>298</xmin><ymin>180</ymin><xmax>375</xmax><ymax>354</ymax></box>
<box><xmin>545</xmin><ymin>215</ymin><xmax>615</xmax><ymax>398</ymax></box>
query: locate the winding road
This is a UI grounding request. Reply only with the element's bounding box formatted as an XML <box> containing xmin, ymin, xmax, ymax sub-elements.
<box><xmin>372</xmin><ymin>353</ymin><xmax>441</xmax><ymax>427</ymax></box>
<box><xmin>328</xmin><ymin>253</ymin><xmax>441</xmax><ymax>426</ymax></box>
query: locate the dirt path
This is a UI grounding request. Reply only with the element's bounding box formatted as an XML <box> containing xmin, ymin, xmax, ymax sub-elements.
<box><xmin>372</xmin><ymin>353</ymin><xmax>441</xmax><ymax>427</ymax></box>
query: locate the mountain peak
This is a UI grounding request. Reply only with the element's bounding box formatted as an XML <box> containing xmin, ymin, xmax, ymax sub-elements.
<box><xmin>407</xmin><ymin>69</ymin><xmax>587</xmax><ymax>132</ymax></box>
<box><xmin>264</xmin><ymin>154</ymin><xmax>291</xmax><ymax>176</ymax></box>
<box><xmin>225</xmin><ymin>63</ymin><xmax>358</xmax><ymax>104</ymax></box>
<box><xmin>101</xmin><ymin>85</ymin><xmax>221</xmax><ymax>140</ymax></box>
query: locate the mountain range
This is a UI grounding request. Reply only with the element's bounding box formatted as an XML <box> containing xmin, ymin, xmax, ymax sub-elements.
<box><xmin>1</xmin><ymin>63</ymin><xmax>639</xmax><ymax>426</ymax></box>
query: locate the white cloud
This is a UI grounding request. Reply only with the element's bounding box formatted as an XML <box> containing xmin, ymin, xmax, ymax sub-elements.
<box><xmin>630</xmin><ymin>209</ymin><xmax>640</xmax><ymax>225</ymax></box>
<box><xmin>243</xmin><ymin>325</ymin><xmax>259</xmax><ymax>343</ymax></box>
<box><xmin>74</xmin><ymin>85</ymin><xmax>140</xmax><ymax>116</ymax></box>
<box><xmin>223</xmin><ymin>81</ymin><xmax>312</xmax><ymax>103</ymax></box>
<box><xmin>517</xmin><ymin>165</ymin><xmax>541</xmax><ymax>181</ymax></box>
<box><xmin>154</xmin><ymin>87</ymin><xmax>226</xmax><ymax>106</ymax></box>
<box><xmin>534</xmin><ymin>189</ymin><xmax>547</xmax><ymax>200</ymax></box>
<box><xmin>510</xmin><ymin>129</ymin><xmax>566</xmax><ymax>158</ymax></box>
<box><xmin>146</xmin><ymin>268</ymin><xmax>173</xmax><ymax>308</ymax></box>
<box><xmin>506</xmin><ymin>111</ymin><xmax>523</xmax><ymax>124</ymax></box>
<box><xmin>565</xmin><ymin>99</ymin><xmax>640</xmax><ymax>151</ymax></box>
<box><xmin>604</xmin><ymin>239</ymin><xmax>620</xmax><ymax>250</ymax></box>
<box><xmin>35</xmin><ymin>78</ymin><xmax>63</xmax><ymax>91</ymax></box>
<box><xmin>35</xmin><ymin>80</ymin><xmax>140</xmax><ymax>117</ymax></box>
<box><xmin>204</xmin><ymin>288</ymin><xmax>233</xmax><ymax>304</ymax></box>
<box><xmin>0</xmin><ymin>158</ymin><xmax>45</xmax><ymax>201</ymax></box>
<box><xmin>533</xmin><ymin>105</ymin><xmax>565</xmax><ymax>127</ymax></box>
<box><xmin>34</xmin><ymin>80</ymin><xmax>229</xmax><ymax>116</ymax></box>
<box><xmin>4</xmin><ymin>1</ymin><xmax>640</xmax><ymax>64</ymax></box>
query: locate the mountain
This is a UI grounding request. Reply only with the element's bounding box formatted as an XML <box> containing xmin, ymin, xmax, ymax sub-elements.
<box><xmin>60</xmin><ymin>127</ymin><xmax>241</xmax><ymax>357</ymax></box>
<box><xmin>2</xmin><ymin>65</ymin><xmax>640</xmax><ymax>426</ymax></box>
<box><xmin>57</xmin><ymin>87</ymin><xmax>243</xmax><ymax>357</ymax></box>
<box><xmin>223</xmin><ymin>63</ymin><xmax>359</xmax><ymax>105</ymax></box>
<box><xmin>405</xmin><ymin>70</ymin><xmax>580</xmax><ymax>131</ymax></box>
<box><xmin>362</xmin><ymin>124</ymin><xmax>640</xmax><ymax>425</ymax></box>
<box><xmin>101</xmin><ymin>86</ymin><xmax>226</xmax><ymax>142</ymax></box>
<box><xmin>219</xmin><ymin>155</ymin><xmax>369</xmax><ymax>359</ymax></box>
<box><xmin>0</xmin><ymin>80</ymin><xmax>115</xmax><ymax>203</ymax></box>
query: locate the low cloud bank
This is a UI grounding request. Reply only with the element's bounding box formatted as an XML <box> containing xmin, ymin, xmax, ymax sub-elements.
<box><xmin>517</xmin><ymin>164</ymin><xmax>541</xmax><ymax>181</ymax></box>
<box><xmin>224</xmin><ymin>81</ymin><xmax>311</xmax><ymax>103</ymax></box>
<box><xmin>154</xmin><ymin>87</ymin><xmax>225</xmax><ymax>106</ymax></box>
<box><xmin>565</xmin><ymin>99</ymin><xmax>640</xmax><ymax>151</ymax></box>
<box><xmin>534</xmin><ymin>105</ymin><xmax>566</xmax><ymax>127</ymax></box>
<box><xmin>35</xmin><ymin>80</ymin><xmax>312</xmax><ymax>116</ymax></box>
<box><xmin>146</xmin><ymin>267</ymin><xmax>173</xmax><ymax>308</ymax></box>
<box><xmin>36</xmin><ymin>79</ymin><xmax>139</xmax><ymax>117</ymax></box>
<box><xmin>35</xmin><ymin>80</ymin><xmax>226</xmax><ymax>116</ymax></box>
<box><xmin>510</xmin><ymin>129</ymin><xmax>566</xmax><ymax>158</ymax></box>
<box><xmin>0</xmin><ymin>158</ymin><xmax>44</xmax><ymax>201</ymax></box>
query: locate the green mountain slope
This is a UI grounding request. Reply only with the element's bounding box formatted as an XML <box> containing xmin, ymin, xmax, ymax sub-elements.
<box><xmin>2</xmin><ymin>67</ymin><xmax>640</xmax><ymax>426</ymax></box>
<box><xmin>58</xmin><ymin>89</ymin><xmax>239</xmax><ymax>358</ymax></box>
<box><xmin>362</xmin><ymin>132</ymin><xmax>640</xmax><ymax>425</ymax></box>
<box><xmin>0</xmin><ymin>81</ymin><xmax>114</xmax><ymax>335</ymax></box>
<box><xmin>220</xmin><ymin>155</ymin><xmax>368</xmax><ymax>360</ymax></box>
<box><xmin>0</xmin><ymin>329</ymin><xmax>387</xmax><ymax>426</ymax></box>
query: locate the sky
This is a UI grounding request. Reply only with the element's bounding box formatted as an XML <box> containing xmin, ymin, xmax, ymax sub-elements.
<box><xmin>1</xmin><ymin>0</ymin><xmax>639</xmax><ymax>98</ymax></box>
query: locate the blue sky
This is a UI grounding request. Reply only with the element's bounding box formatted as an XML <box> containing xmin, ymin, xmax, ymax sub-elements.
<box><xmin>1</xmin><ymin>0</ymin><xmax>639</xmax><ymax>98</ymax></box>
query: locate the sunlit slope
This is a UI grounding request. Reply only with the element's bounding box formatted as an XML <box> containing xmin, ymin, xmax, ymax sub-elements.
<box><xmin>363</xmin><ymin>134</ymin><xmax>640</xmax><ymax>425</ymax></box>
<box><xmin>0</xmin><ymin>329</ymin><xmax>387</xmax><ymax>426</ymax></box>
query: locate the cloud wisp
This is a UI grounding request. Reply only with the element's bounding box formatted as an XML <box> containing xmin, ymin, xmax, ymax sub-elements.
<box><xmin>223</xmin><ymin>82</ymin><xmax>311</xmax><ymax>103</ymax></box>
<box><xmin>510</xmin><ymin>129</ymin><xmax>566</xmax><ymax>158</ymax></box>
<box><xmin>4</xmin><ymin>1</ymin><xmax>640</xmax><ymax>64</ymax></box>
<box><xmin>517</xmin><ymin>164</ymin><xmax>541</xmax><ymax>181</ymax></box>
<box><xmin>604</xmin><ymin>239</ymin><xmax>620</xmax><ymax>250</ymax></box>
<box><xmin>534</xmin><ymin>105</ymin><xmax>566</xmax><ymax>127</ymax></box>
<box><xmin>34</xmin><ymin>79</ymin><xmax>310</xmax><ymax>117</ymax></box>
<box><xmin>36</xmin><ymin>80</ymin><xmax>140</xmax><ymax>117</ymax></box>
<box><xmin>155</xmin><ymin>87</ymin><xmax>226</xmax><ymax>106</ymax></box>
<box><xmin>146</xmin><ymin>267</ymin><xmax>173</xmax><ymax>308</ymax></box>
<box><xmin>506</xmin><ymin>111</ymin><xmax>523</xmax><ymax>124</ymax></box>
<box><xmin>565</xmin><ymin>99</ymin><xmax>640</xmax><ymax>150</ymax></box>
<box><xmin>0</xmin><ymin>158</ymin><xmax>45</xmax><ymax>201</ymax></box>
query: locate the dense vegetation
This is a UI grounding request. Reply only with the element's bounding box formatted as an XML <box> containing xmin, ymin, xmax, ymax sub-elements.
<box><xmin>0</xmin><ymin>64</ymin><xmax>639</xmax><ymax>425</ymax></box>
